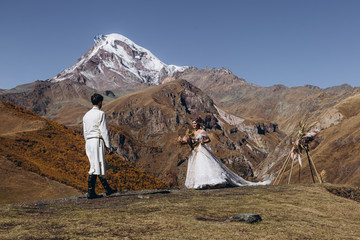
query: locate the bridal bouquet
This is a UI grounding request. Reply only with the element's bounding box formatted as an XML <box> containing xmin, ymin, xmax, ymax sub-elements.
<box><xmin>178</xmin><ymin>129</ymin><xmax>198</xmax><ymax>147</ymax></box>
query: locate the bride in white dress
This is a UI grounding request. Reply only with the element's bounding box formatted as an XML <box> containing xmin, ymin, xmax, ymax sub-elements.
<box><xmin>178</xmin><ymin>119</ymin><xmax>271</xmax><ymax>189</ymax></box>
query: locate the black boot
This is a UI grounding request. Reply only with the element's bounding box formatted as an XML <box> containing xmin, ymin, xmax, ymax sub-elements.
<box><xmin>99</xmin><ymin>176</ymin><xmax>117</xmax><ymax>196</ymax></box>
<box><xmin>87</xmin><ymin>175</ymin><xmax>103</xmax><ymax>199</ymax></box>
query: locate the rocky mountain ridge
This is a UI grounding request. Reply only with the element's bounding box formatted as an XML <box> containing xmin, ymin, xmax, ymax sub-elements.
<box><xmin>103</xmin><ymin>79</ymin><xmax>281</xmax><ymax>186</ymax></box>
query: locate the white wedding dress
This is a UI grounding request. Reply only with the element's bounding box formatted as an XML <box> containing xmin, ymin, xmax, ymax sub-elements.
<box><xmin>185</xmin><ymin>130</ymin><xmax>271</xmax><ymax>189</ymax></box>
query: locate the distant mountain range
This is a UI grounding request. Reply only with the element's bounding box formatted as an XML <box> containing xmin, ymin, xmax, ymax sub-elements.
<box><xmin>1</xmin><ymin>33</ymin><xmax>359</xmax><ymax>193</ymax></box>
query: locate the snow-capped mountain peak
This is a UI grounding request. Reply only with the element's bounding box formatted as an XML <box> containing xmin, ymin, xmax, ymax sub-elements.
<box><xmin>50</xmin><ymin>33</ymin><xmax>189</xmax><ymax>90</ymax></box>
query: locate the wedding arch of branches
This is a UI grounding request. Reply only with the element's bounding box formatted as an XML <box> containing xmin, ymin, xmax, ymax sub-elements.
<box><xmin>273</xmin><ymin>122</ymin><xmax>323</xmax><ymax>185</ymax></box>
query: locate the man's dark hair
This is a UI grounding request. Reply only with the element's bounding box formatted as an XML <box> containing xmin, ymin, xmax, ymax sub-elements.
<box><xmin>91</xmin><ymin>93</ymin><xmax>104</xmax><ymax>105</ymax></box>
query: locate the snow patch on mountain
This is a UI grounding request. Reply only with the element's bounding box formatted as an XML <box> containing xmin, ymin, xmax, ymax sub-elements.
<box><xmin>50</xmin><ymin>33</ymin><xmax>189</xmax><ymax>88</ymax></box>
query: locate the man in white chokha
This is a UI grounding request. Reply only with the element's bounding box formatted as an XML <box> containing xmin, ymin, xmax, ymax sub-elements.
<box><xmin>83</xmin><ymin>93</ymin><xmax>116</xmax><ymax>199</ymax></box>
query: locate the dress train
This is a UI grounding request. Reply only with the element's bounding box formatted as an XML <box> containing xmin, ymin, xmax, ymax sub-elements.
<box><xmin>185</xmin><ymin>130</ymin><xmax>271</xmax><ymax>189</ymax></box>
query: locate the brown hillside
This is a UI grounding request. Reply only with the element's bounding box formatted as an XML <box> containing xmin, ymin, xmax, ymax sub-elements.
<box><xmin>298</xmin><ymin>93</ymin><xmax>360</xmax><ymax>185</ymax></box>
<box><xmin>174</xmin><ymin>68</ymin><xmax>358</xmax><ymax>135</ymax></box>
<box><xmin>0</xmin><ymin>156</ymin><xmax>81</xmax><ymax>204</ymax></box>
<box><xmin>165</xmin><ymin>67</ymin><xmax>247</xmax><ymax>101</ymax></box>
<box><xmin>0</xmin><ymin>101</ymin><xmax>167</xmax><ymax>203</ymax></box>
<box><xmin>257</xmin><ymin>93</ymin><xmax>360</xmax><ymax>186</ymax></box>
<box><xmin>0</xmin><ymin>100</ymin><xmax>46</xmax><ymax>136</ymax></box>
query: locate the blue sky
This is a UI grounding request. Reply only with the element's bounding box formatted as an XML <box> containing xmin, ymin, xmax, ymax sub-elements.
<box><xmin>0</xmin><ymin>0</ymin><xmax>359</xmax><ymax>89</ymax></box>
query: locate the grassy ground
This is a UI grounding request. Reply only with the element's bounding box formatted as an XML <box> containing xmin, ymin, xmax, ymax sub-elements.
<box><xmin>0</xmin><ymin>184</ymin><xmax>359</xmax><ymax>240</ymax></box>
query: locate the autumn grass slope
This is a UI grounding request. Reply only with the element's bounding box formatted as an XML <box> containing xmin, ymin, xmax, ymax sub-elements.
<box><xmin>0</xmin><ymin>101</ymin><xmax>167</xmax><ymax>199</ymax></box>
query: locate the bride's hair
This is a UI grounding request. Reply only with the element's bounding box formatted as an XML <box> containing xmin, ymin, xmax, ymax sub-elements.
<box><xmin>192</xmin><ymin>117</ymin><xmax>204</xmax><ymax>129</ymax></box>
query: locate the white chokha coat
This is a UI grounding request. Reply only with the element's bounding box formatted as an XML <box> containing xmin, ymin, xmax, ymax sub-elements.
<box><xmin>83</xmin><ymin>107</ymin><xmax>111</xmax><ymax>176</ymax></box>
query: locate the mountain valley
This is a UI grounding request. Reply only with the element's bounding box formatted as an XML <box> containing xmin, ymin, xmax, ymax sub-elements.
<box><xmin>1</xmin><ymin>33</ymin><xmax>359</xmax><ymax>201</ymax></box>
